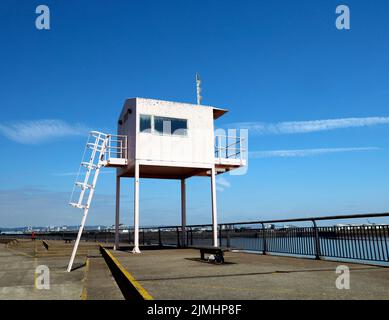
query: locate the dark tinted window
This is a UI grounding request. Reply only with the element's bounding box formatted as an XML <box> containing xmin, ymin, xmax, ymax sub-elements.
<box><xmin>171</xmin><ymin>118</ymin><xmax>187</xmax><ymax>136</ymax></box>
<box><xmin>154</xmin><ymin>116</ymin><xmax>187</xmax><ymax>136</ymax></box>
<box><xmin>140</xmin><ymin>114</ymin><xmax>152</xmax><ymax>132</ymax></box>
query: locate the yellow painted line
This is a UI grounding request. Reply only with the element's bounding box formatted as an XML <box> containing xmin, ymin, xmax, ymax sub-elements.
<box><xmin>100</xmin><ymin>245</ymin><xmax>153</xmax><ymax>300</ymax></box>
<box><xmin>81</xmin><ymin>258</ymin><xmax>90</xmax><ymax>300</ymax></box>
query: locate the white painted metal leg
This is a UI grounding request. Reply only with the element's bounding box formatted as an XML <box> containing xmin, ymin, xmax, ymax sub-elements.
<box><xmin>114</xmin><ymin>176</ymin><xmax>120</xmax><ymax>250</ymax></box>
<box><xmin>67</xmin><ymin>208</ymin><xmax>89</xmax><ymax>272</ymax></box>
<box><xmin>211</xmin><ymin>166</ymin><xmax>218</xmax><ymax>247</ymax></box>
<box><xmin>181</xmin><ymin>178</ymin><xmax>187</xmax><ymax>247</ymax></box>
<box><xmin>132</xmin><ymin>162</ymin><xmax>141</xmax><ymax>254</ymax></box>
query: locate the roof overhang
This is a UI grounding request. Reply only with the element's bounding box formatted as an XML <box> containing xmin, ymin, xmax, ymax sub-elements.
<box><xmin>213</xmin><ymin>107</ymin><xmax>228</xmax><ymax>119</ymax></box>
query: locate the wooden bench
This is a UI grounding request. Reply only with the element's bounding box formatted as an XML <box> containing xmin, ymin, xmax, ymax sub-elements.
<box><xmin>198</xmin><ymin>247</ymin><xmax>225</xmax><ymax>263</ymax></box>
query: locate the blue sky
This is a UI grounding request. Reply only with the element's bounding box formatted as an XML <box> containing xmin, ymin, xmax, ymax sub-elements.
<box><xmin>1</xmin><ymin>0</ymin><xmax>389</xmax><ymax>228</ymax></box>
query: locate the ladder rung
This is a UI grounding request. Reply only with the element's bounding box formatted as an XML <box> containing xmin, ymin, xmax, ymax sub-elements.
<box><xmin>69</xmin><ymin>202</ymin><xmax>88</xmax><ymax>209</ymax></box>
<box><xmin>81</xmin><ymin>162</ymin><xmax>98</xmax><ymax>169</ymax></box>
<box><xmin>86</xmin><ymin>143</ymin><xmax>102</xmax><ymax>150</ymax></box>
<box><xmin>90</xmin><ymin>132</ymin><xmax>107</xmax><ymax>139</ymax></box>
<box><xmin>75</xmin><ymin>182</ymin><xmax>93</xmax><ymax>189</ymax></box>
<box><xmin>94</xmin><ymin>136</ymin><xmax>107</xmax><ymax>141</ymax></box>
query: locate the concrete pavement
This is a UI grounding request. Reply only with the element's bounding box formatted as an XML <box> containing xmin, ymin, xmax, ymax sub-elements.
<box><xmin>110</xmin><ymin>248</ymin><xmax>389</xmax><ymax>300</ymax></box>
<box><xmin>0</xmin><ymin>240</ymin><xmax>122</xmax><ymax>300</ymax></box>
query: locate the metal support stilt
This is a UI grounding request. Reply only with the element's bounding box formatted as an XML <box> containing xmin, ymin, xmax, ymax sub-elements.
<box><xmin>114</xmin><ymin>176</ymin><xmax>120</xmax><ymax>250</ymax></box>
<box><xmin>181</xmin><ymin>178</ymin><xmax>187</xmax><ymax>247</ymax></box>
<box><xmin>211</xmin><ymin>166</ymin><xmax>218</xmax><ymax>247</ymax></box>
<box><xmin>132</xmin><ymin>161</ymin><xmax>141</xmax><ymax>254</ymax></box>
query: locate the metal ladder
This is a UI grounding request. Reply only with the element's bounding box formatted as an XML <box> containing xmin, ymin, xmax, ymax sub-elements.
<box><xmin>67</xmin><ymin>131</ymin><xmax>109</xmax><ymax>272</ymax></box>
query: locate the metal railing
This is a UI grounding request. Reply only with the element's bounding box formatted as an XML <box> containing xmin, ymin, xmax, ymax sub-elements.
<box><xmin>2</xmin><ymin>212</ymin><xmax>388</xmax><ymax>266</ymax></box>
<box><xmin>137</xmin><ymin>212</ymin><xmax>389</xmax><ymax>265</ymax></box>
<box><xmin>105</xmin><ymin>134</ymin><xmax>127</xmax><ymax>161</ymax></box>
<box><xmin>85</xmin><ymin>131</ymin><xmax>127</xmax><ymax>161</ymax></box>
<box><xmin>215</xmin><ymin>135</ymin><xmax>246</xmax><ymax>161</ymax></box>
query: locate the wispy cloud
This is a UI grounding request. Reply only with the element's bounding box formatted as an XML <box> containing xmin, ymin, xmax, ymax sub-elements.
<box><xmin>53</xmin><ymin>170</ymin><xmax>115</xmax><ymax>177</ymax></box>
<box><xmin>0</xmin><ymin>119</ymin><xmax>90</xmax><ymax>144</ymax></box>
<box><xmin>216</xmin><ymin>176</ymin><xmax>231</xmax><ymax>192</ymax></box>
<box><xmin>250</xmin><ymin>147</ymin><xmax>380</xmax><ymax>158</ymax></box>
<box><xmin>229</xmin><ymin>117</ymin><xmax>389</xmax><ymax>135</ymax></box>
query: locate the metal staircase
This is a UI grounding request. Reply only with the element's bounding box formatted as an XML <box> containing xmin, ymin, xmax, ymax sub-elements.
<box><xmin>67</xmin><ymin>131</ymin><xmax>127</xmax><ymax>272</ymax></box>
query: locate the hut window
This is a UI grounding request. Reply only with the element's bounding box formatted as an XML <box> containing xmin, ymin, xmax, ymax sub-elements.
<box><xmin>140</xmin><ymin>114</ymin><xmax>152</xmax><ymax>133</ymax></box>
<box><xmin>154</xmin><ymin>116</ymin><xmax>187</xmax><ymax>136</ymax></box>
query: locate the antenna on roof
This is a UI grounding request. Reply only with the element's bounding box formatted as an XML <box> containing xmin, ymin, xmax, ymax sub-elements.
<box><xmin>196</xmin><ymin>73</ymin><xmax>202</xmax><ymax>105</ymax></box>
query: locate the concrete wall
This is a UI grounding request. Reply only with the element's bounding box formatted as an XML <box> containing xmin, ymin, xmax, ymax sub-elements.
<box><xmin>117</xmin><ymin>99</ymin><xmax>137</xmax><ymax>176</ymax></box>
<box><xmin>136</xmin><ymin>98</ymin><xmax>214</xmax><ymax>166</ymax></box>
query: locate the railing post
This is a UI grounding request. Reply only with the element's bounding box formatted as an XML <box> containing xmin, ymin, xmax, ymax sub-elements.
<box><xmin>190</xmin><ymin>227</ymin><xmax>193</xmax><ymax>246</ymax></box>
<box><xmin>108</xmin><ymin>135</ymin><xmax>111</xmax><ymax>159</ymax></box>
<box><xmin>239</xmin><ymin>136</ymin><xmax>243</xmax><ymax>161</ymax></box>
<box><xmin>226</xmin><ymin>227</ymin><xmax>230</xmax><ymax>248</ymax></box>
<box><xmin>158</xmin><ymin>228</ymin><xmax>162</xmax><ymax>247</ymax></box>
<box><xmin>226</xmin><ymin>135</ymin><xmax>229</xmax><ymax>159</ymax></box>
<box><xmin>142</xmin><ymin>229</ymin><xmax>145</xmax><ymax>245</ymax></box>
<box><xmin>219</xmin><ymin>225</ymin><xmax>222</xmax><ymax>247</ymax></box>
<box><xmin>176</xmin><ymin>227</ymin><xmax>181</xmax><ymax>248</ymax></box>
<box><xmin>261</xmin><ymin>223</ymin><xmax>267</xmax><ymax>255</ymax></box>
<box><xmin>312</xmin><ymin>219</ymin><xmax>321</xmax><ymax>260</ymax></box>
<box><xmin>218</xmin><ymin>136</ymin><xmax>222</xmax><ymax>160</ymax></box>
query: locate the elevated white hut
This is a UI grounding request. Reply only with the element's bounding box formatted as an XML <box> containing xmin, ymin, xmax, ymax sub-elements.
<box><xmin>67</xmin><ymin>97</ymin><xmax>246</xmax><ymax>271</ymax></box>
<box><xmin>114</xmin><ymin>98</ymin><xmax>246</xmax><ymax>252</ymax></box>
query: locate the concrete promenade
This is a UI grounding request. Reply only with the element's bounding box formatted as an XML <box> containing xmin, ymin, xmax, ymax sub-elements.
<box><xmin>110</xmin><ymin>248</ymin><xmax>389</xmax><ymax>300</ymax></box>
<box><xmin>1</xmin><ymin>240</ymin><xmax>388</xmax><ymax>300</ymax></box>
<box><xmin>0</xmin><ymin>240</ymin><xmax>122</xmax><ymax>300</ymax></box>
